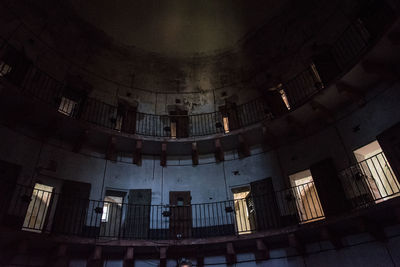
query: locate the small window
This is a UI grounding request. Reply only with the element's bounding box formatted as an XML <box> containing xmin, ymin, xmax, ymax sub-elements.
<box><xmin>0</xmin><ymin>61</ymin><xmax>12</xmax><ymax>77</ymax></box>
<box><xmin>101</xmin><ymin>195</ymin><xmax>123</xmax><ymax>223</ymax></box>
<box><xmin>353</xmin><ymin>141</ymin><xmax>399</xmax><ymax>201</ymax></box>
<box><xmin>289</xmin><ymin>170</ymin><xmax>324</xmax><ymax>223</ymax></box>
<box><xmin>279</xmin><ymin>88</ymin><xmax>291</xmax><ymax>110</ymax></box>
<box><xmin>58</xmin><ymin>97</ymin><xmax>78</xmax><ymax>116</ymax></box>
<box><xmin>177</xmin><ymin>197</ymin><xmax>184</xmax><ymax>206</ymax></box>
<box><xmin>310</xmin><ymin>63</ymin><xmax>323</xmax><ymax>88</ymax></box>
<box><xmin>22</xmin><ymin>183</ymin><xmax>54</xmax><ymax>233</ymax></box>
<box><xmin>115</xmin><ymin>115</ymin><xmax>123</xmax><ymax>131</ymax></box>
<box><xmin>170</xmin><ymin>121</ymin><xmax>177</xmax><ymax>139</ymax></box>
<box><xmin>223</xmin><ymin>117</ymin><xmax>230</xmax><ymax>133</ymax></box>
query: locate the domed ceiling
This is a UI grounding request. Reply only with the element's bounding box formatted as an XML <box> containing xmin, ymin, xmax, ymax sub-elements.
<box><xmin>68</xmin><ymin>0</ymin><xmax>289</xmax><ymax>57</ymax></box>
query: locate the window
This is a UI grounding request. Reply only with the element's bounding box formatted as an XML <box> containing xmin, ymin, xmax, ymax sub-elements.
<box><xmin>101</xmin><ymin>196</ymin><xmax>123</xmax><ymax>223</ymax></box>
<box><xmin>223</xmin><ymin>117</ymin><xmax>230</xmax><ymax>133</ymax></box>
<box><xmin>231</xmin><ymin>186</ymin><xmax>252</xmax><ymax>234</ymax></box>
<box><xmin>177</xmin><ymin>197</ymin><xmax>184</xmax><ymax>206</ymax></box>
<box><xmin>170</xmin><ymin>121</ymin><xmax>177</xmax><ymax>139</ymax></box>
<box><xmin>22</xmin><ymin>183</ymin><xmax>54</xmax><ymax>233</ymax></box>
<box><xmin>0</xmin><ymin>61</ymin><xmax>12</xmax><ymax>77</ymax></box>
<box><xmin>58</xmin><ymin>97</ymin><xmax>78</xmax><ymax>117</ymax></box>
<box><xmin>289</xmin><ymin>170</ymin><xmax>324</xmax><ymax>223</ymax></box>
<box><xmin>353</xmin><ymin>141</ymin><xmax>399</xmax><ymax>201</ymax></box>
<box><xmin>274</xmin><ymin>83</ymin><xmax>291</xmax><ymax>110</ymax></box>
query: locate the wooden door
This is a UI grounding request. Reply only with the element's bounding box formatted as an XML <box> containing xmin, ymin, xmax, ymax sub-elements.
<box><xmin>52</xmin><ymin>180</ymin><xmax>91</xmax><ymax>235</ymax></box>
<box><xmin>220</xmin><ymin>103</ymin><xmax>240</xmax><ymax>131</ymax></box>
<box><xmin>2</xmin><ymin>46</ymin><xmax>32</xmax><ymax>87</ymax></box>
<box><xmin>170</xmin><ymin>110</ymin><xmax>189</xmax><ymax>138</ymax></box>
<box><xmin>169</xmin><ymin>191</ymin><xmax>192</xmax><ymax>238</ymax></box>
<box><xmin>310</xmin><ymin>159</ymin><xmax>349</xmax><ymax>217</ymax></box>
<box><xmin>312</xmin><ymin>49</ymin><xmax>341</xmax><ymax>85</ymax></box>
<box><xmin>264</xmin><ymin>91</ymin><xmax>288</xmax><ymax>117</ymax></box>
<box><xmin>119</xmin><ymin>104</ymin><xmax>137</xmax><ymax>134</ymax></box>
<box><xmin>0</xmin><ymin>160</ymin><xmax>22</xmax><ymax>228</ymax></box>
<box><xmin>124</xmin><ymin>189</ymin><xmax>151</xmax><ymax>239</ymax></box>
<box><xmin>250</xmin><ymin>178</ymin><xmax>281</xmax><ymax>230</ymax></box>
<box><xmin>377</xmin><ymin>122</ymin><xmax>400</xmax><ymax>184</ymax></box>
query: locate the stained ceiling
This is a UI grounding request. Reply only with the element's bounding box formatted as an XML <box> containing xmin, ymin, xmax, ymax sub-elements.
<box><xmin>68</xmin><ymin>0</ymin><xmax>289</xmax><ymax>57</ymax></box>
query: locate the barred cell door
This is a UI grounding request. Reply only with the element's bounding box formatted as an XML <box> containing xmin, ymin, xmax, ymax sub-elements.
<box><xmin>169</xmin><ymin>191</ymin><xmax>192</xmax><ymax>238</ymax></box>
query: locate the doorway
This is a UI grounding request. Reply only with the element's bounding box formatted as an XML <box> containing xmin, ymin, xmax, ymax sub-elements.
<box><xmin>22</xmin><ymin>183</ymin><xmax>54</xmax><ymax>233</ymax></box>
<box><xmin>353</xmin><ymin>141</ymin><xmax>400</xmax><ymax>201</ymax></box>
<box><xmin>231</xmin><ymin>186</ymin><xmax>252</xmax><ymax>234</ymax></box>
<box><xmin>100</xmin><ymin>191</ymin><xmax>125</xmax><ymax>238</ymax></box>
<box><xmin>289</xmin><ymin>170</ymin><xmax>324</xmax><ymax>223</ymax></box>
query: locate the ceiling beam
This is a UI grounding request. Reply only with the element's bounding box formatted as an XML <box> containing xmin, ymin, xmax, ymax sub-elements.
<box><xmin>73</xmin><ymin>129</ymin><xmax>89</xmax><ymax>153</ymax></box>
<box><xmin>106</xmin><ymin>136</ymin><xmax>117</xmax><ymax>161</ymax></box>
<box><xmin>160</xmin><ymin>143</ymin><xmax>167</xmax><ymax>167</ymax></box>
<box><xmin>214</xmin><ymin>139</ymin><xmax>224</xmax><ymax>162</ymax></box>
<box><xmin>123</xmin><ymin>247</ymin><xmax>134</xmax><ymax>267</ymax></box>
<box><xmin>320</xmin><ymin>227</ymin><xmax>343</xmax><ymax>249</ymax></box>
<box><xmin>160</xmin><ymin>247</ymin><xmax>167</xmax><ymax>267</ymax></box>
<box><xmin>87</xmin><ymin>246</ymin><xmax>102</xmax><ymax>267</ymax></box>
<box><xmin>357</xmin><ymin>217</ymin><xmax>386</xmax><ymax>242</ymax></box>
<box><xmin>288</xmin><ymin>233</ymin><xmax>305</xmax><ymax>255</ymax></box>
<box><xmin>262</xmin><ymin>126</ymin><xmax>278</xmax><ymax>150</ymax></box>
<box><xmin>310</xmin><ymin>100</ymin><xmax>334</xmax><ymax>122</ymax></box>
<box><xmin>336</xmin><ymin>82</ymin><xmax>366</xmax><ymax>106</ymax></box>
<box><xmin>192</xmin><ymin>142</ymin><xmax>199</xmax><ymax>166</ymax></box>
<box><xmin>238</xmin><ymin>134</ymin><xmax>250</xmax><ymax>158</ymax></box>
<box><xmin>133</xmin><ymin>140</ymin><xmax>142</xmax><ymax>165</ymax></box>
<box><xmin>45</xmin><ymin>244</ymin><xmax>69</xmax><ymax>267</ymax></box>
<box><xmin>255</xmin><ymin>239</ymin><xmax>270</xmax><ymax>262</ymax></box>
<box><xmin>225</xmin><ymin>242</ymin><xmax>236</xmax><ymax>265</ymax></box>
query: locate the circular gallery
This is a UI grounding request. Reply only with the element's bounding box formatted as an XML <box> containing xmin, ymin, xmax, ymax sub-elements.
<box><xmin>1</xmin><ymin>0</ymin><xmax>400</xmax><ymax>266</ymax></box>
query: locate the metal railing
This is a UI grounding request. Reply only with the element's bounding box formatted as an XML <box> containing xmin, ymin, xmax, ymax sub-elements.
<box><xmin>339</xmin><ymin>152</ymin><xmax>400</xmax><ymax>208</ymax></box>
<box><xmin>1</xmin><ymin>151</ymin><xmax>400</xmax><ymax>240</ymax></box>
<box><xmin>0</xmin><ymin>0</ymin><xmax>396</xmax><ymax>138</ymax></box>
<box><xmin>0</xmin><ymin>181</ymin><xmax>326</xmax><ymax>240</ymax></box>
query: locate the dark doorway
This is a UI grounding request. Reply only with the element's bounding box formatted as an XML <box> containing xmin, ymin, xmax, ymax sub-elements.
<box><xmin>0</xmin><ymin>160</ymin><xmax>22</xmax><ymax>228</ymax></box>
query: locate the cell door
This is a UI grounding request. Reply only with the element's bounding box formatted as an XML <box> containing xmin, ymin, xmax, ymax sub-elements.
<box><xmin>52</xmin><ymin>180</ymin><xmax>91</xmax><ymax>235</ymax></box>
<box><xmin>250</xmin><ymin>178</ymin><xmax>280</xmax><ymax>231</ymax></box>
<box><xmin>124</xmin><ymin>189</ymin><xmax>151</xmax><ymax>239</ymax></box>
<box><xmin>0</xmin><ymin>160</ymin><xmax>22</xmax><ymax>228</ymax></box>
<box><xmin>169</xmin><ymin>191</ymin><xmax>192</xmax><ymax>238</ymax></box>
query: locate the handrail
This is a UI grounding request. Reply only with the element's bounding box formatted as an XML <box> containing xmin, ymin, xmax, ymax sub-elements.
<box><xmin>0</xmin><ymin>0</ymin><xmax>396</xmax><ymax>139</ymax></box>
<box><xmin>339</xmin><ymin>151</ymin><xmax>400</xmax><ymax>208</ymax></box>
<box><xmin>0</xmin><ymin>180</ymin><xmax>324</xmax><ymax>239</ymax></box>
<box><xmin>2</xmin><ymin>153</ymin><xmax>399</xmax><ymax>241</ymax></box>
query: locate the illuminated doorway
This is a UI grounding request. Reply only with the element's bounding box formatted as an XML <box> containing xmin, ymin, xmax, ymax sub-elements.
<box><xmin>289</xmin><ymin>170</ymin><xmax>324</xmax><ymax>223</ymax></box>
<box><xmin>22</xmin><ymin>183</ymin><xmax>54</xmax><ymax>233</ymax></box>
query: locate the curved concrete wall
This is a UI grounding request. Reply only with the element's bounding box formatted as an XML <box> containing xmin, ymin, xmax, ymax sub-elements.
<box><xmin>0</xmin><ymin>0</ymin><xmax>357</xmax><ymax>114</ymax></box>
<box><xmin>1</xmin><ymin>80</ymin><xmax>399</xmax><ymax>204</ymax></box>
